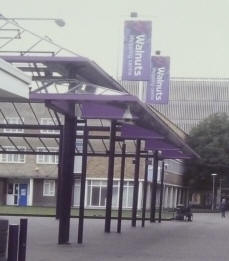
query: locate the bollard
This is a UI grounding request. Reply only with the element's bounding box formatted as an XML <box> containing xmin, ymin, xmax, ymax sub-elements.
<box><xmin>0</xmin><ymin>219</ymin><xmax>8</xmax><ymax>261</ymax></box>
<box><xmin>18</xmin><ymin>219</ymin><xmax>28</xmax><ymax>261</ymax></box>
<box><xmin>8</xmin><ymin>224</ymin><xmax>19</xmax><ymax>261</ymax></box>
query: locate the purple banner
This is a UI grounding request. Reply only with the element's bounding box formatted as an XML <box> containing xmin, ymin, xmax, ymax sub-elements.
<box><xmin>146</xmin><ymin>56</ymin><xmax>170</xmax><ymax>104</ymax></box>
<box><xmin>122</xmin><ymin>20</ymin><xmax>152</xmax><ymax>81</ymax></box>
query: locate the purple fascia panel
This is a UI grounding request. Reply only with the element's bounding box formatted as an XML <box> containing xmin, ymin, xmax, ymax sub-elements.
<box><xmin>46</xmin><ymin>101</ymin><xmax>73</xmax><ymax>116</ymax></box>
<box><xmin>121</xmin><ymin>123</ymin><xmax>163</xmax><ymax>139</ymax></box>
<box><xmin>29</xmin><ymin>93</ymin><xmax>137</xmax><ymax>103</ymax></box>
<box><xmin>81</xmin><ymin>102</ymin><xmax>125</xmax><ymax>119</ymax></box>
<box><xmin>160</xmin><ymin>150</ymin><xmax>192</xmax><ymax>159</ymax></box>
<box><xmin>145</xmin><ymin>139</ymin><xmax>179</xmax><ymax>150</ymax></box>
<box><xmin>0</xmin><ymin>55</ymin><xmax>89</xmax><ymax>64</ymax></box>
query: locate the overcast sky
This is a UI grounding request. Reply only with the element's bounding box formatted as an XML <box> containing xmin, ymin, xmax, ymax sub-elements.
<box><xmin>1</xmin><ymin>0</ymin><xmax>229</xmax><ymax>78</ymax></box>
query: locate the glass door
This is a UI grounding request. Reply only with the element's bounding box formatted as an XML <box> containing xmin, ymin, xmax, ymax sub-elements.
<box><xmin>7</xmin><ymin>183</ymin><xmax>19</xmax><ymax>205</ymax></box>
<box><xmin>13</xmin><ymin>184</ymin><xmax>19</xmax><ymax>205</ymax></box>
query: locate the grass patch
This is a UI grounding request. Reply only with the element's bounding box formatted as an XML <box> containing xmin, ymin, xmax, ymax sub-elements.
<box><xmin>0</xmin><ymin>205</ymin><xmax>175</xmax><ymax>220</ymax></box>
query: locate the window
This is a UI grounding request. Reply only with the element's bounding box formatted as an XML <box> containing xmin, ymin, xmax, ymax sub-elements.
<box><xmin>4</xmin><ymin>117</ymin><xmax>24</xmax><ymax>133</ymax></box>
<box><xmin>0</xmin><ymin>146</ymin><xmax>26</xmax><ymax>163</ymax></box>
<box><xmin>36</xmin><ymin>147</ymin><xmax>58</xmax><ymax>164</ymax></box>
<box><xmin>87</xmin><ymin>180</ymin><xmax>107</xmax><ymax>207</ymax></box>
<box><xmin>74</xmin><ymin>136</ymin><xmax>83</xmax><ymax>173</ymax></box>
<box><xmin>112</xmin><ymin>181</ymin><xmax>119</xmax><ymax>207</ymax></box>
<box><xmin>40</xmin><ymin>118</ymin><xmax>59</xmax><ymax>134</ymax></box>
<box><xmin>86</xmin><ymin>180</ymin><xmax>134</xmax><ymax>208</ymax></box>
<box><xmin>73</xmin><ymin>181</ymin><xmax>81</xmax><ymax>206</ymax></box>
<box><xmin>43</xmin><ymin>180</ymin><xmax>55</xmax><ymax>196</ymax></box>
<box><xmin>122</xmin><ymin>181</ymin><xmax>134</xmax><ymax>208</ymax></box>
<box><xmin>75</xmin><ymin>139</ymin><xmax>83</xmax><ymax>153</ymax></box>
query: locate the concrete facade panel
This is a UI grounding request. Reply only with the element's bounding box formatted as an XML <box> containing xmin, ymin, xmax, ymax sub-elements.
<box><xmin>164</xmin><ymin>172</ymin><xmax>183</xmax><ymax>186</ymax></box>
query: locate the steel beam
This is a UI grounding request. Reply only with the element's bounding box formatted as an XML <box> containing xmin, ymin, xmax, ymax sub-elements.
<box><xmin>56</xmin><ymin>129</ymin><xmax>63</xmax><ymax>219</ymax></box>
<box><xmin>18</xmin><ymin>218</ymin><xmax>28</xmax><ymax>261</ymax></box>
<box><xmin>131</xmin><ymin>139</ymin><xmax>141</xmax><ymax>227</ymax></box>
<box><xmin>58</xmin><ymin>106</ymin><xmax>76</xmax><ymax>244</ymax></box>
<box><xmin>158</xmin><ymin>161</ymin><xmax>165</xmax><ymax>223</ymax></box>
<box><xmin>150</xmin><ymin>150</ymin><xmax>159</xmax><ymax>222</ymax></box>
<box><xmin>78</xmin><ymin>126</ymin><xmax>88</xmax><ymax>243</ymax></box>
<box><xmin>117</xmin><ymin>143</ymin><xmax>126</xmax><ymax>233</ymax></box>
<box><xmin>0</xmin><ymin>124</ymin><xmax>61</xmax><ymax>130</ymax></box>
<box><xmin>0</xmin><ymin>133</ymin><xmax>59</xmax><ymax>138</ymax></box>
<box><xmin>8</xmin><ymin>225</ymin><xmax>19</xmax><ymax>261</ymax></box>
<box><xmin>142</xmin><ymin>154</ymin><xmax>149</xmax><ymax>227</ymax></box>
<box><xmin>105</xmin><ymin>120</ymin><xmax>116</xmax><ymax>233</ymax></box>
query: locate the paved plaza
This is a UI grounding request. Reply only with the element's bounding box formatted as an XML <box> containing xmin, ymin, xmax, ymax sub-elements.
<box><xmin>5</xmin><ymin>213</ymin><xmax>229</xmax><ymax>261</ymax></box>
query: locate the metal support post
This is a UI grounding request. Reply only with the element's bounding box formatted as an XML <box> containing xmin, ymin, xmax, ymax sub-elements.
<box><xmin>78</xmin><ymin>126</ymin><xmax>88</xmax><ymax>243</ymax></box>
<box><xmin>132</xmin><ymin>139</ymin><xmax>141</xmax><ymax>227</ymax></box>
<box><xmin>212</xmin><ymin>174</ymin><xmax>217</xmax><ymax>211</ymax></box>
<box><xmin>158</xmin><ymin>161</ymin><xmax>165</xmax><ymax>223</ymax></box>
<box><xmin>117</xmin><ymin>143</ymin><xmax>126</xmax><ymax>233</ymax></box>
<box><xmin>58</xmin><ymin>108</ymin><xmax>76</xmax><ymax>244</ymax></box>
<box><xmin>8</xmin><ymin>225</ymin><xmax>19</xmax><ymax>261</ymax></box>
<box><xmin>56</xmin><ymin>128</ymin><xmax>63</xmax><ymax>219</ymax></box>
<box><xmin>0</xmin><ymin>219</ymin><xmax>8</xmax><ymax>261</ymax></box>
<box><xmin>142</xmin><ymin>154</ymin><xmax>149</xmax><ymax>227</ymax></box>
<box><xmin>105</xmin><ymin>120</ymin><xmax>116</xmax><ymax>233</ymax></box>
<box><xmin>150</xmin><ymin>150</ymin><xmax>159</xmax><ymax>222</ymax></box>
<box><xmin>18</xmin><ymin>218</ymin><xmax>28</xmax><ymax>261</ymax></box>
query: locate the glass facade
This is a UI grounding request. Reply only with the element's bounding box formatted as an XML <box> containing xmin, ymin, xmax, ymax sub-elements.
<box><xmin>73</xmin><ymin>179</ymin><xmax>135</xmax><ymax>208</ymax></box>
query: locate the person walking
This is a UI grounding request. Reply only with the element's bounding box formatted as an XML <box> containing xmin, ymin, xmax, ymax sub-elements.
<box><xmin>221</xmin><ymin>198</ymin><xmax>227</xmax><ymax>218</ymax></box>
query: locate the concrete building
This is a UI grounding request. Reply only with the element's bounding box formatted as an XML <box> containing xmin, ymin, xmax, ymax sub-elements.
<box><xmin>122</xmin><ymin>77</ymin><xmax>229</xmax><ymax>207</ymax></box>
<box><xmin>122</xmin><ymin>77</ymin><xmax>229</xmax><ymax>133</ymax></box>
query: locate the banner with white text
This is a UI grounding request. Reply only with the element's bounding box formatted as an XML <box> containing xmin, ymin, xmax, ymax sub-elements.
<box><xmin>122</xmin><ymin>20</ymin><xmax>152</xmax><ymax>81</ymax></box>
<box><xmin>146</xmin><ymin>56</ymin><xmax>170</xmax><ymax>104</ymax></box>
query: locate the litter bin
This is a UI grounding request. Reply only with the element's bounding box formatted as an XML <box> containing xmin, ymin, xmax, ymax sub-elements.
<box><xmin>175</xmin><ymin>204</ymin><xmax>185</xmax><ymax>220</ymax></box>
<box><xmin>0</xmin><ymin>219</ymin><xmax>8</xmax><ymax>261</ymax></box>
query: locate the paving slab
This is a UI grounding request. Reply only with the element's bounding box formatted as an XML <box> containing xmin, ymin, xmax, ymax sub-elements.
<box><xmin>4</xmin><ymin>213</ymin><xmax>229</xmax><ymax>261</ymax></box>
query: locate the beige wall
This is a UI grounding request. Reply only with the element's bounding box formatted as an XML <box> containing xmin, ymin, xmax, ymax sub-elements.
<box><xmin>0</xmin><ymin>154</ymin><xmax>58</xmax><ymax>179</ymax></box>
<box><xmin>86</xmin><ymin>156</ymin><xmax>146</xmax><ymax>180</ymax></box>
<box><xmin>33</xmin><ymin>179</ymin><xmax>57</xmax><ymax>207</ymax></box>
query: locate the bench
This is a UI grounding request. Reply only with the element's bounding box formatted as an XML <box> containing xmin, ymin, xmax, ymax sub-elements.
<box><xmin>175</xmin><ymin>205</ymin><xmax>193</xmax><ymax>221</ymax></box>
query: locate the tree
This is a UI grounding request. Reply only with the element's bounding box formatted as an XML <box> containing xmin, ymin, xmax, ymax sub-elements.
<box><xmin>184</xmin><ymin>112</ymin><xmax>229</xmax><ymax>189</ymax></box>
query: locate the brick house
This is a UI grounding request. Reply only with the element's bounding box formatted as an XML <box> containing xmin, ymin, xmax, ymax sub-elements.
<box><xmin>0</xmin><ymin>101</ymin><xmax>187</xmax><ymax>209</ymax></box>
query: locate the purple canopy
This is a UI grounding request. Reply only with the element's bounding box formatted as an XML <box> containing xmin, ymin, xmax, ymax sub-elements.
<box><xmin>121</xmin><ymin>123</ymin><xmax>163</xmax><ymax>139</ymax></box>
<box><xmin>145</xmin><ymin>139</ymin><xmax>179</xmax><ymax>150</ymax></box>
<box><xmin>159</xmin><ymin>150</ymin><xmax>192</xmax><ymax>159</ymax></box>
<box><xmin>80</xmin><ymin>102</ymin><xmax>137</xmax><ymax>120</ymax></box>
<box><xmin>29</xmin><ymin>93</ymin><xmax>137</xmax><ymax>103</ymax></box>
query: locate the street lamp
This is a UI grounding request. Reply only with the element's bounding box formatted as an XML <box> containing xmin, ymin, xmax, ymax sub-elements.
<box><xmin>0</xmin><ymin>14</ymin><xmax>66</xmax><ymax>27</ymax></box>
<box><xmin>0</xmin><ymin>13</ymin><xmax>78</xmax><ymax>56</ymax></box>
<box><xmin>219</xmin><ymin>177</ymin><xmax>223</xmax><ymax>202</ymax></box>
<box><xmin>211</xmin><ymin>173</ymin><xmax>218</xmax><ymax>211</ymax></box>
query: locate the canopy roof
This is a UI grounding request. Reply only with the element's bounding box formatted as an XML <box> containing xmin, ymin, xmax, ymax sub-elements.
<box><xmin>0</xmin><ymin>54</ymin><xmax>198</xmax><ymax>160</ymax></box>
<box><xmin>0</xmin><ymin>55</ymin><xmax>126</xmax><ymax>95</ymax></box>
